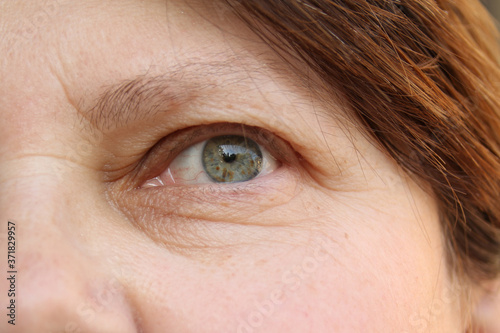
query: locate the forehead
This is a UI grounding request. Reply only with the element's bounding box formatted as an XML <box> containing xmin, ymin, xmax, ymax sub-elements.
<box><xmin>0</xmin><ymin>1</ymin><xmax>301</xmax><ymax>140</ymax></box>
<box><xmin>0</xmin><ymin>1</ymin><xmax>269</xmax><ymax>108</ymax></box>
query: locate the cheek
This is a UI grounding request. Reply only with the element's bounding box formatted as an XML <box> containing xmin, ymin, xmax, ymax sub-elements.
<box><xmin>210</xmin><ymin>226</ymin><xmax>453</xmax><ymax>333</ymax></box>
<box><xmin>115</xmin><ymin>180</ymin><xmax>461</xmax><ymax>333</ymax></box>
<box><xmin>222</xmin><ymin>214</ymin><xmax>453</xmax><ymax>330</ymax></box>
<box><xmin>124</xmin><ymin>223</ymin><xmax>456</xmax><ymax>333</ymax></box>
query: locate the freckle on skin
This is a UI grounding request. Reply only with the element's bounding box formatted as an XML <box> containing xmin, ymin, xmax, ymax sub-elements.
<box><xmin>256</xmin><ymin>259</ymin><xmax>268</xmax><ymax>266</ymax></box>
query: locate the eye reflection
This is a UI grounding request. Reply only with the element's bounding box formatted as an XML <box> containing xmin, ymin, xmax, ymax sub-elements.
<box><xmin>203</xmin><ymin>135</ymin><xmax>263</xmax><ymax>183</ymax></box>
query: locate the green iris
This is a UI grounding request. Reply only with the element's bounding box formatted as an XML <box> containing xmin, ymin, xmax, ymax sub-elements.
<box><xmin>202</xmin><ymin>135</ymin><xmax>263</xmax><ymax>183</ymax></box>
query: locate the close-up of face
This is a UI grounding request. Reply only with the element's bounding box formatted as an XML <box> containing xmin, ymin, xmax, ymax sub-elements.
<box><xmin>0</xmin><ymin>0</ymin><xmax>499</xmax><ymax>332</ymax></box>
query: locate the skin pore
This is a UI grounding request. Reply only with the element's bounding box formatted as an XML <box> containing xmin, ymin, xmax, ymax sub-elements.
<box><xmin>0</xmin><ymin>0</ymin><xmax>469</xmax><ymax>332</ymax></box>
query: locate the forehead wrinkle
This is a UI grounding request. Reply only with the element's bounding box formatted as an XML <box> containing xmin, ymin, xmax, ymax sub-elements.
<box><xmin>79</xmin><ymin>58</ymin><xmax>249</xmax><ymax>133</ymax></box>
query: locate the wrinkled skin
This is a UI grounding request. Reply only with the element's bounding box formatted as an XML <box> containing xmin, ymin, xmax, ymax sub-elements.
<box><xmin>0</xmin><ymin>1</ymin><xmax>469</xmax><ymax>332</ymax></box>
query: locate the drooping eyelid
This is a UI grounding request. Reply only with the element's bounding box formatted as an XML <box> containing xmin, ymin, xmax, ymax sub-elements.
<box><xmin>129</xmin><ymin>123</ymin><xmax>297</xmax><ymax>188</ymax></box>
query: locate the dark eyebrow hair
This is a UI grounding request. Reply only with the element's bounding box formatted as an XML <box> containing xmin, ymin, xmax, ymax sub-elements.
<box><xmin>79</xmin><ymin>59</ymin><xmax>243</xmax><ymax>133</ymax></box>
<box><xmin>81</xmin><ymin>74</ymin><xmax>193</xmax><ymax>132</ymax></box>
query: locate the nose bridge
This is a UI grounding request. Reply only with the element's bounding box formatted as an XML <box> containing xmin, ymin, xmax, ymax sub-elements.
<box><xmin>0</xmin><ymin>157</ymin><xmax>138</xmax><ymax>333</ymax></box>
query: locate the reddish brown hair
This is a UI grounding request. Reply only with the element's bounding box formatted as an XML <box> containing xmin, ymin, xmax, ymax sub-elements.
<box><xmin>224</xmin><ymin>0</ymin><xmax>500</xmax><ymax>281</ymax></box>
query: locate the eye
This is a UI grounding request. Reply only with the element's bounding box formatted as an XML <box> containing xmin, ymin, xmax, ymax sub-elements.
<box><xmin>142</xmin><ymin>133</ymin><xmax>280</xmax><ymax>187</ymax></box>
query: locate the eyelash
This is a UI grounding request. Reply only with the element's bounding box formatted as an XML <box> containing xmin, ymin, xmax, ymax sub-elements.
<box><xmin>131</xmin><ymin>123</ymin><xmax>294</xmax><ymax>189</ymax></box>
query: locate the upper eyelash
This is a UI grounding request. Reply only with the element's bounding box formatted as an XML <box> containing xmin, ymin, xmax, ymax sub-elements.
<box><xmin>127</xmin><ymin>123</ymin><xmax>294</xmax><ymax>188</ymax></box>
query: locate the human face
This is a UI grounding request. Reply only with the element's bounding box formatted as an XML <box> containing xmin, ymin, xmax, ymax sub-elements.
<box><xmin>0</xmin><ymin>1</ymin><xmax>464</xmax><ymax>332</ymax></box>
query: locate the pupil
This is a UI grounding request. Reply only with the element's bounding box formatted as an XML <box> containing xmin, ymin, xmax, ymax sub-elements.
<box><xmin>222</xmin><ymin>152</ymin><xmax>237</xmax><ymax>163</ymax></box>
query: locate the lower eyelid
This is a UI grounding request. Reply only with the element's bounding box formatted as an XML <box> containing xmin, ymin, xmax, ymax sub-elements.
<box><xmin>123</xmin><ymin>166</ymin><xmax>300</xmax><ymax>228</ymax></box>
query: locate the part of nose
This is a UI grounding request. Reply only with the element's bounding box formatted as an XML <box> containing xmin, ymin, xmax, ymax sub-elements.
<box><xmin>0</xmin><ymin>163</ymin><xmax>138</xmax><ymax>333</ymax></box>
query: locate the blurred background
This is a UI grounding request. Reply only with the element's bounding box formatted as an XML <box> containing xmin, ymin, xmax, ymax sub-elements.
<box><xmin>483</xmin><ymin>0</ymin><xmax>500</xmax><ymax>23</ymax></box>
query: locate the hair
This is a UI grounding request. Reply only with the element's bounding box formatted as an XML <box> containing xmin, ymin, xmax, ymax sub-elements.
<box><xmin>222</xmin><ymin>0</ymin><xmax>500</xmax><ymax>283</ymax></box>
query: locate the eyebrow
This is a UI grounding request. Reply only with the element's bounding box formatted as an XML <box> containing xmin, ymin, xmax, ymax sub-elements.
<box><xmin>80</xmin><ymin>60</ymin><xmax>240</xmax><ymax>132</ymax></box>
<box><xmin>81</xmin><ymin>74</ymin><xmax>193</xmax><ymax>133</ymax></box>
